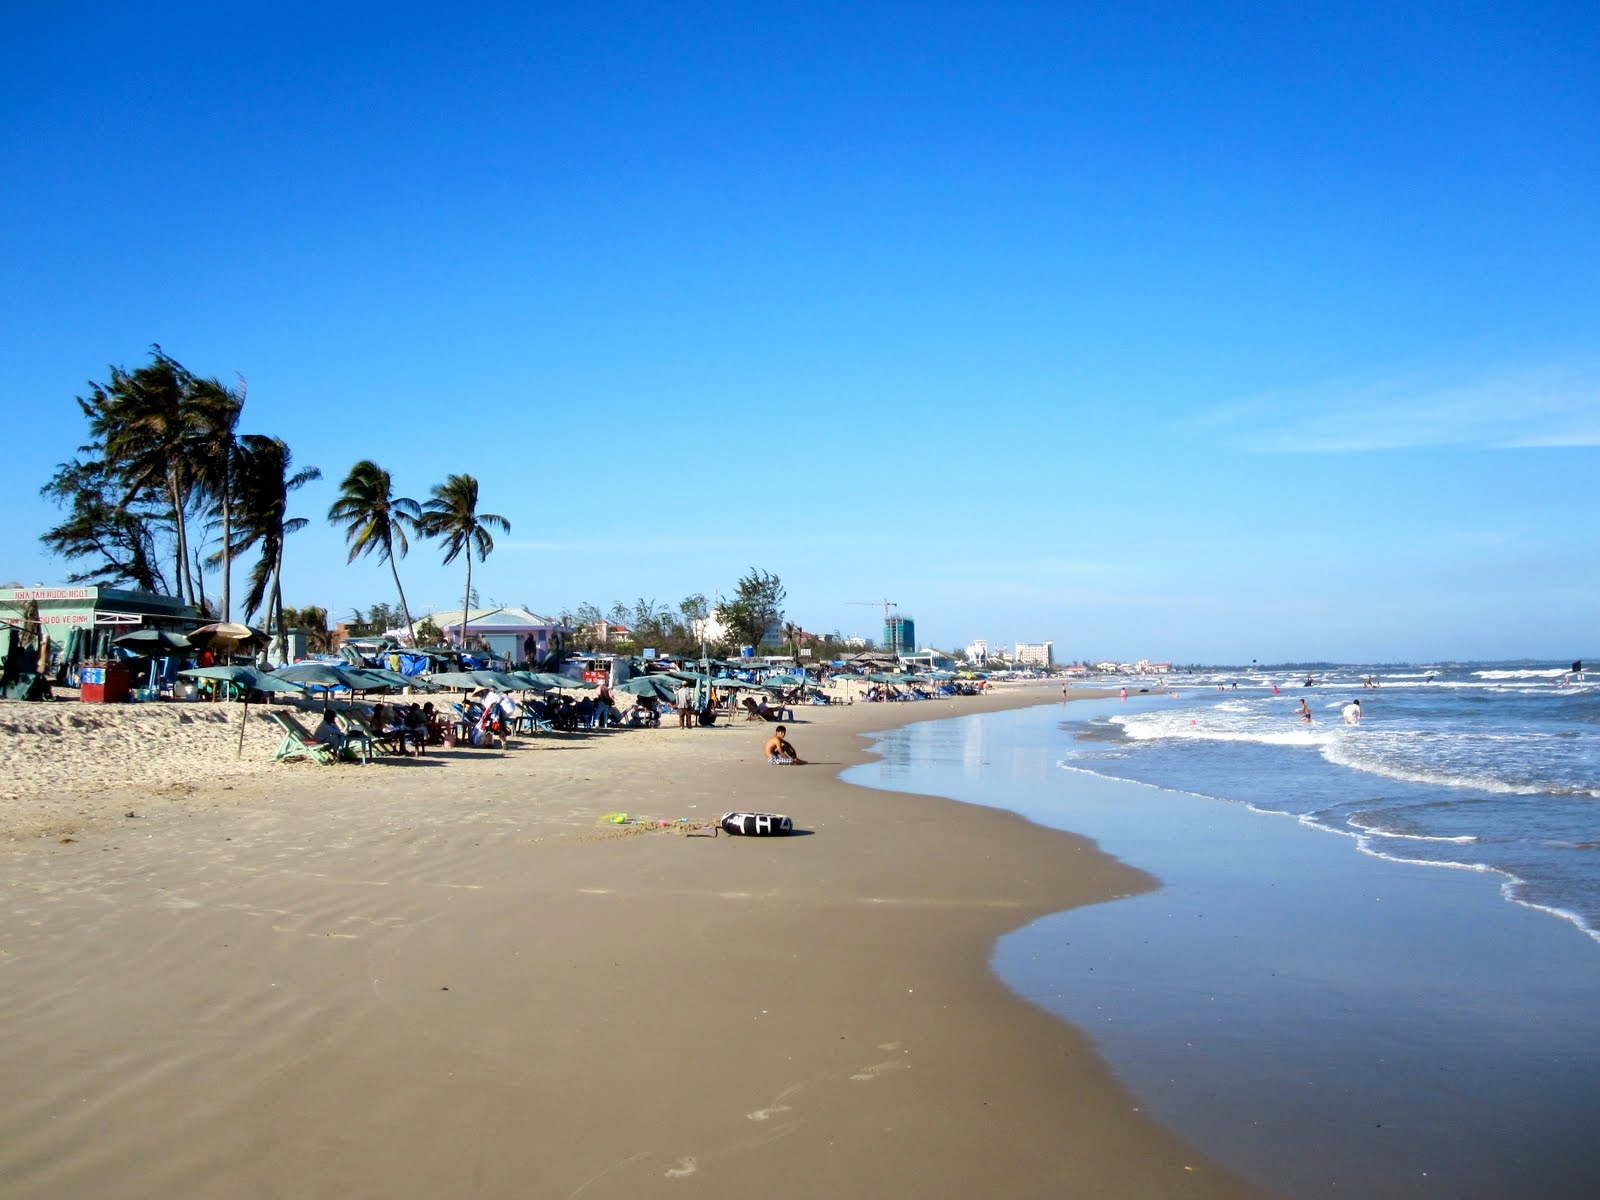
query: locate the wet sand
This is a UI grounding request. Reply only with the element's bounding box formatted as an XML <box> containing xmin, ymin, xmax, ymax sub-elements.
<box><xmin>0</xmin><ymin>685</ymin><xmax>1271</xmax><ymax>1198</ymax></box>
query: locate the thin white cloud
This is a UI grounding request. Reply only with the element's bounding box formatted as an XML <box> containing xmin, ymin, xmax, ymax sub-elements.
<box><xmin>1197</xmin><ymin>365</ymin><xmax>1600</xmax><ymax>453</ymax></box>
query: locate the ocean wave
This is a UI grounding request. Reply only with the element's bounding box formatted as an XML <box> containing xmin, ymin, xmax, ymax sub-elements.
<box><xmin>1321</xmin><ymin>738</ymin><xmax>1598</xmax><ymax>797</ymax></box>
<box><xmin>1344</xmin><ymin>822</ymin><xmax>1480</xmax><ymax>844</ymax></box>
<box><xmin>1474</xmin><ymin>668</ymin><xmax>1570</xmax><ymax>681</ymax></box>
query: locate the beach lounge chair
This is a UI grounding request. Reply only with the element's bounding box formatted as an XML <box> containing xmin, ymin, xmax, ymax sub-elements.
<box><xmin>335</xmin><ymin>712</ymin><xmax>380</xmax><ymax>764</ymax></box>
<box><xmin>267</xmin><ymin>711</ymin><xmax>339</xmax><ymax>766</ymax></box>
<box><xmin>451</xmin><ymin>701</ymin><xmax>506</xmax><ymax>749</ymax></box>
<box><xmin>349</xmin><ymin>709</ymin><xmax>411</xmax><ymax>756</ymax></box>
<box><xmin>741</xmin><ymin>697</ymin><xmax>769</xmax><ymax>721</ymax></box>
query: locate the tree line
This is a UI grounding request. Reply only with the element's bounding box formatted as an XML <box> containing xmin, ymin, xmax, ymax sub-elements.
<box><xmin>40</xmin><ymin>346</ymin><xmax>508</xmax><ymax>651</ymax></box>
<box><xmin>40</xmin><ymin>348</ymin><xmax>827</xmax><ymax>662</ymax></box>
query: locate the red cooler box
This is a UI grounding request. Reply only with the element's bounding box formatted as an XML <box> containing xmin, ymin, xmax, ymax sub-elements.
<box><xmin>80</xmin><ymin>663</ymin><xmax>131</xmax><ymax>703</ymax></box>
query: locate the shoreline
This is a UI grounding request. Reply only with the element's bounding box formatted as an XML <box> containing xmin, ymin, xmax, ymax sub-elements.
<box><xmin>0</xmin><ymin>684</ymin><xmax>1273</xmax><ymax>1198</ymax></box>
<box><xmin>854</xmin><ymin>700</ymin><xmax>1600</xmax><ymax>1199</ymax></box>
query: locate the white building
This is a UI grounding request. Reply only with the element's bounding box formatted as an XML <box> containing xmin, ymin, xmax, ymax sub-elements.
<box><xmin>1015</xmin><ymin>640</ymin><xmax>1054</xmax><ymax>667</ymax></box>
<box><xmin>966</xmin><ymin>639</ymin><xmax>989</xmax><ymax>665</ymax></box>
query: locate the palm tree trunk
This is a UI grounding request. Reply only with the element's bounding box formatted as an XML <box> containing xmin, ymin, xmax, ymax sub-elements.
<box><xmin>390</xmin><ymin>556</ymin><xmax>415</xmax><ymax>647</ymax></box>
<box><xmin>461</xmin><ymin>556</ymin><xmax>473</xmax><ymax>653</ymax></box>
<box><xmin>168</xmin><ymin>470</ymin><xmax>194</xmax><ymax>606</ymax></box>
<box><xmin>193</xmin><ymin>547</ymin><xmax>208</xmax><ymax>616</ymax></box>
<box><xmin>270</xmin><ymin>553</ymin><xmax>285</xmax><ymax>664</ymax></box>
<box><xmin>220</xmin><ymin>463</ymin><xmax>232</xmax><ymax>622</ymax></box>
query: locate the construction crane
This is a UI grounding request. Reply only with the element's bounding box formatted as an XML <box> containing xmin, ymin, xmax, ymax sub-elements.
<box><xmin>846</xmin><ymin>598</ymin><xmax>897</xmax><ymax>622</ymax></box>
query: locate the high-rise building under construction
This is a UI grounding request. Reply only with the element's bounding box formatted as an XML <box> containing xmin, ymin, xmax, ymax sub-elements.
<box><xmin>884</xmin><ymin>615</ymin><xmax>915</xmax><ymax>656</ymax></box>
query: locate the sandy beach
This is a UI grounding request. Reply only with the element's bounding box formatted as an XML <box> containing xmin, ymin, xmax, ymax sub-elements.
<box><xmin>0</xmin><ymin>684</ymin><xmax>1271</xmax><ymax>1198</ymax></box>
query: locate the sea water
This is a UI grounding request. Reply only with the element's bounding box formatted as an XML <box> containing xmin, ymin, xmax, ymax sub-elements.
<box><xmin>1076</xmin><ymin>662</ymin><xmax>1600</xmax><ymax>941</ymax></box>
<box><xmin>843</xmin><ymin>668</ymin><xmax>1600</xmax><ymax>1199</ymax></box>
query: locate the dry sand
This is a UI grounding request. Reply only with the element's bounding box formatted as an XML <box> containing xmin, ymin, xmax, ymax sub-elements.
<box><xmin>0</xmin><ymin>685</ymin><xmax>1273</xmax><ymax>1198</ymax></box>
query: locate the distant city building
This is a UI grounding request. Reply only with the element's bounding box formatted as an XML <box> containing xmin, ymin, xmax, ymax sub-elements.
<box><xmin>883</xmin><ymin>615</ymin><xmax>915</xmax><ymax>656</ymax></box>
<box><xmin>966</xmin><ymin>639</ymin><xmax>989</xmax><ymax>665</ymax></box>
<box><xmin>844</xmin><ymin>635</ymin><xmax>871</xmax><ymax>648</ymax></box>
<box><xmin>1015</xmin><ymin>640</ymin><xmax>1054</xmax><ymax>667</ymax></box>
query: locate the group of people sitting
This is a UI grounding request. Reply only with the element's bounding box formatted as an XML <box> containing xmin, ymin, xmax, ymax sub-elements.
<box><xmin>313</xmin><ymin>701</ymin><xmax>443</xmax><ymax>758</ymax></box>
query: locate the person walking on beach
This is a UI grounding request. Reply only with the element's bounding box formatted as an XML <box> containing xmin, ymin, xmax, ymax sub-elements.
<box><xmin>1297</xmin><ymin>698</ymin><xmax>1312</xmax><ymax>723</ymax></box>
<box><xmin>765</xmin><ymin>725</ymin><xmax>805</xmax><ymax>765</ymax></box>
<box><xmin>675</xmin><ymin>679</ymin><xmax>695</xmax><ymax>729</ymax></box>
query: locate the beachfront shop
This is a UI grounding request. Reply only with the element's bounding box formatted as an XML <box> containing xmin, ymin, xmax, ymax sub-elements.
<box><xmin>0</xmin><ymin>585</ymin><xmax>200</xmax><ymax>683</ymax></box>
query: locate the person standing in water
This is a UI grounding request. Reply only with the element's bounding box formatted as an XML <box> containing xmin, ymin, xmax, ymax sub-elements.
<box><xmin>1297</xmin><ymin>698</ymin><xmax>1312</xmax><ymax>723</ymax></box>
<box><xmin>1342</xmin><ymin>699</ymin><xmax>1363</xmax><ymax>725</ymax></box>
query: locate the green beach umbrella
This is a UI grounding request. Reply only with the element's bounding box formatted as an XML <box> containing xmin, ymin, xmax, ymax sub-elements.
<box><xmin>617</xmin><ymin>675</ymin><xmax>678</xmax><ymax>701</ymax></box>
<box><xmin>426</xmin><ymin>670</ymin><xmax>487</xmax><ymax>691</ymax></box>
<box><xmin>179</xmin><ymin>665</ymin><xmax>308</xmax><ymax>757</ymax></box>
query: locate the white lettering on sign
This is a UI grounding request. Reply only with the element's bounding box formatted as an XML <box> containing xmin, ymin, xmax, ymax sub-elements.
<box><xmin>7</xmin><ymin>587</ymin><xmax>94</xmax><ymax>601</ymax></box>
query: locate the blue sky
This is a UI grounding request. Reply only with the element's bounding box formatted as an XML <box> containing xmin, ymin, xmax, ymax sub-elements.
<box><xmin>3</xmin><ymin>2</ymin><xmax>1596</xmax><ymax>663</ymax></box>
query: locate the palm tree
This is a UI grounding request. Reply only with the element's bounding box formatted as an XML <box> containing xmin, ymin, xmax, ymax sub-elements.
<box><xmin>228</xmin><ymin>435</ymin><xmax>321</xmax><ymax>652</ymax></box>
<box><xmin>84</xmin><ymin>347</ymin><xmax>203</xmax><ymax>604</ymax></box>
<box><xmin>327</xmin><ymin>461</ymin><xmax>421</xmax><ymax>644</ymax></box>
<box><xmin>186</xmin><ymin>375</ymin><xmax>244</xmax><ymax>620</ymax></box>
<box><xmin>415</xmin><ymin>474</ymin><xmax>509</xmax><ymax>653</ymax></box>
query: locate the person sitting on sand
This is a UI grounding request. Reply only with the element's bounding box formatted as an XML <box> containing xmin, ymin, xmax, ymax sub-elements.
<box><xmin>765</xmin><ymin>725</ymin><xmax>805</xmax><ymax>765</ymax></box>
<box><xmin>403</xmin><ymin>703</ymin><xmax>429</xmax><ymax>752</ymax></box>
<box><xmin>313</xmin><ymin>709</ymin><xmax>344</xmax><ymax>754</ymax></box>
<box><xmin>756</xmin><ymin>697</ymin><xmax>794</xmax><ymax>722</ymax></box>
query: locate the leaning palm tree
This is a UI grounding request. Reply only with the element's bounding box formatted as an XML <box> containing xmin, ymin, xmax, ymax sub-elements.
<box><xmin>84</xmin><ymin>347</ymin><xmax>203</xmax><ymax>604</ymax></box>
<box><xmin>228</xmin><ymin>435</ymin><xmax>321</xmax><ymax>652</ymax></box>
<box><xmin>414</xmin><ymin>474</ymin><xmax>509</xmax><ymax>653</ymax></box>
<box><xmin>186</xmin><ymin>375</ymin><xmax>244</xmax><ymax>620</ymax></box>
<box><xmin>327</xmin><ymin>461</ymin><xmax>421</xmax><ymax>644</ymax></box>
